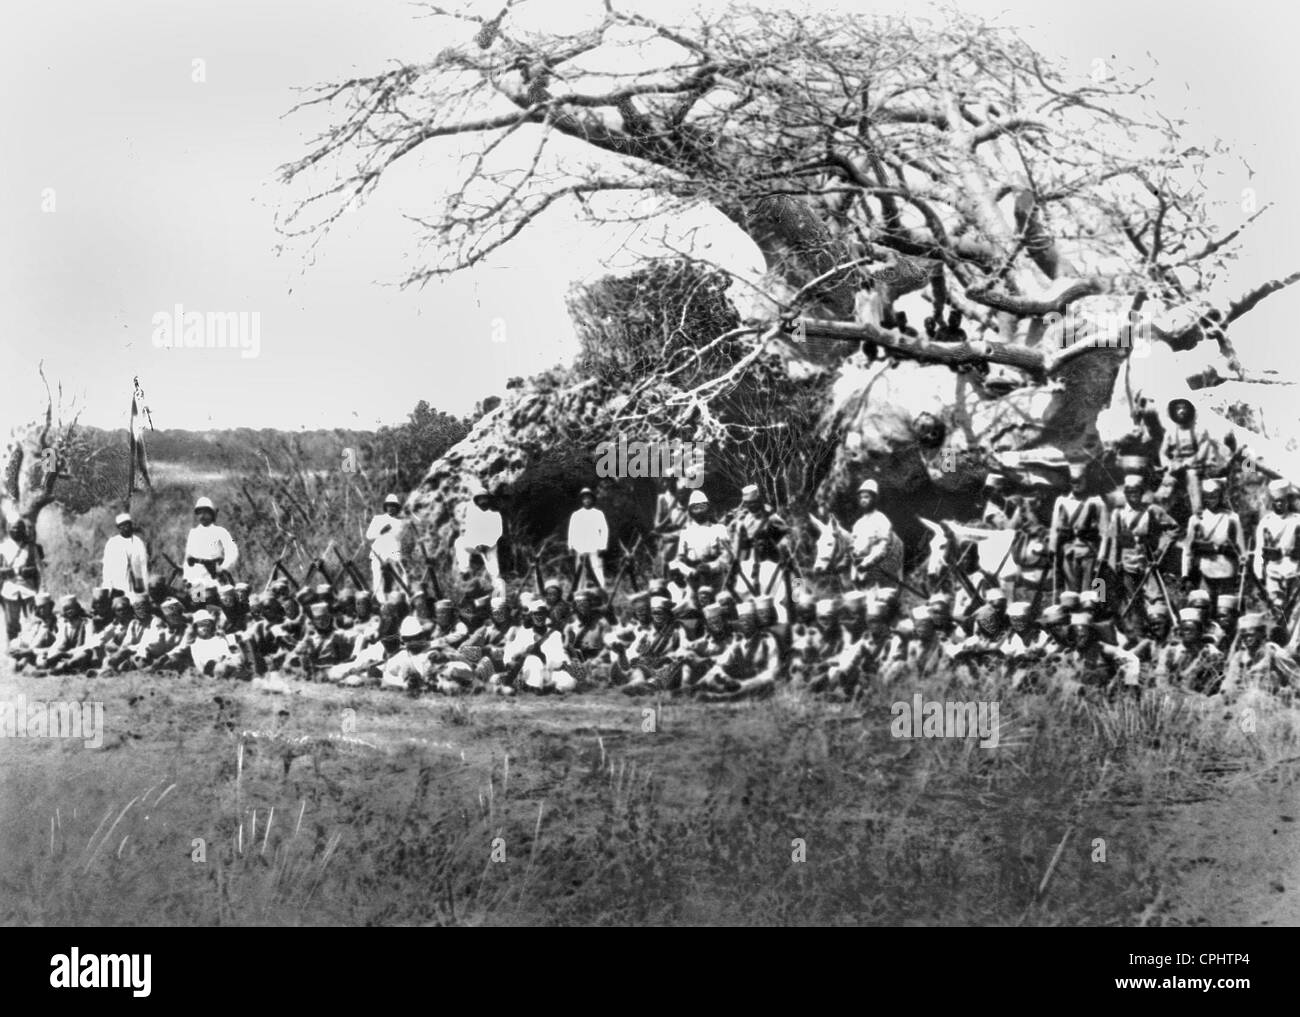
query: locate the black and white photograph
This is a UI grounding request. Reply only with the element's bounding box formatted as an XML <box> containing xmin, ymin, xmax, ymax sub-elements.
<box><xmin>0</xmin><ymin>0</ymin><xmax>1296</xmax><ymax>956</ymax></box>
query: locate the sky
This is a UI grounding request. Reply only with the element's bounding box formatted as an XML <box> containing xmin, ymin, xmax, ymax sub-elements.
<box><xmin>2</xmin><ymin>0</ymin><xmax>1298</xmax><ymax>436</ymax></box>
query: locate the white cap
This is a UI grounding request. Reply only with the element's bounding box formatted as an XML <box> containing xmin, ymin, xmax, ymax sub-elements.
<box><xmin>115</xmin><ymin>512</ymin><xmax>132</xmax><ymax>525</ymax></box>
<box><xmin>192</xmin><ymin>609</ymin><xmax>213</xmax><ymax>624</ymax></box>
<box><xmin>689</xmin><ymin>490</ymin><xmax>709</xmax><ymax>507</ymax></box>
<box><xmin>858</xmin><ymin>479</ymin><xmax>879</xmax><ymax>495</ymax></box>
<box><xmin>399</xmin><ymin>617</ymin><xmax>424</xmax><ymax>639</ymax></box>
<box><xmin>383</xmin><ymin>493</ymin><xmax>401</xmax><ymax>505</ymax></box>
<box><xmin>194</xmin><ymin>497</ymin><xmax>215</xmax><ymax>512</ymax></box>
<box><xmin>1268</xmin><ymin>479</ymin><xmax>1291</xmax><ymax>497</ymax></box>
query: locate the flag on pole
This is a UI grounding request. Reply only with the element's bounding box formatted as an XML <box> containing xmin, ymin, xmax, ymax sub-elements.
<box><xmin>128</xmin><ymin>377</ymin><xmax>153</xmax><ymax>496</ymax></box>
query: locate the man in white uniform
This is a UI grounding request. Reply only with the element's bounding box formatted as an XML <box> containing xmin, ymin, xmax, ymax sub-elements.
<box><xmin>567</xmin><ymin>487</ymin><xmax>609</xmax><ymax>590</ymax></box>
<box><xmin>454</xmin><ymin>483</ymin><xmax>502</xmax><ymax>584</ymax></box>
<box><xmin>102</xmin><ymin>511</ymin><xmax>149</xmax><ymax>598</ymax></box>
<box><xmin>183</xmin><ymin>497</ymin><xmax>239</xmax><ymax>593</ymax></box>
<box><xmin>366</xmin><ymin>493</ymin><xmax>410</xmax><ymax>594</ymax></box>
<box><xmin>850</xmin><ymin>480</ymin><xmax>895</xmax><ymax>587</ymax></box>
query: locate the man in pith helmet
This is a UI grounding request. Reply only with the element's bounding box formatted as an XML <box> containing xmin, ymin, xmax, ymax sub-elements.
<box><xmin>367</xmin><ymin>493</ymin><xmax>410</xmax><ymax>595</ymax></box>
<box><xmin>184</xmin><ymin>496</ymin><xmax>238</xmax><ymax>592</ymax></box>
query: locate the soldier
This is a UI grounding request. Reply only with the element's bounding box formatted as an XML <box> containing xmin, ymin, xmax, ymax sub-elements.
<box><xmin>186</xmin><ymin>609</ymin><xmax>251</xmax><ymax>680</ymax></box>
<box><xmin>59</xmin><ymin>591</ymin><xmax>124</xmax><ymax>674</ymax></box>
<box><xmin>1181</xmin><ymin>478</ymin><xmax>1246</xmax><ymax>602</ymax></box>
<box><xmin>1160</xmin><ymin>397</ymin><xmax>1219</xmax><ymax>515</ymax></box>
<box><xmin>1049</xmin><ymin>463</ymin><xmax>1108</xmax><ymax>593</ymax></box>
<box><xmin>1213</xmin><ymin>594</ymin><xmax>1239</xmax><ymax>648</ymax></box>
<box><xmin>731</xmin><ymin>483</ymin><xmax>793</xmax><ymax>612</ymax></box>
<box><xmin>824</xmin><ymin>591</ymin><xmax>869</xmax><ymax>696</ymax></box>
<box><xmin>0</xmin><ymin>518</ymin><xmax>43</xmax><ymax>641</ymax></box>
<box><xmin>1221</xmin><ymin>612</ymin><xmax>1298</xmax><ymax>702</ymax></box>
<box><xmin>182</xmin><ymin>497</ymin><xmax>238</xmax><ymax>595</ymax></box>
<box><xmin>1254</xmin><ymin>479</ymin><xmax>1299</xmax><ymax>605</ymax></box>
<box><xmin>505</xmin><ymin>599</ymin><xmax>578</xmax><ymax>695</ymax></box>
<box><xmin>367</xmin><ymin>494</ymin><xmax>410</xmax><ymax>595</ymax></box>
<box><xmin>287</xmin><ymin>603</ymin><xmax>355</xmax><ymax>681</ymax></box>
<box><xmin>672</xmin><ymin>490</ymin><xmax>732</xmax><ymax>593</ymax></box>
<box><xmin>1128</xmin><ymin>602</ymin><xmax>1172</xmax><ymax>672</ymax></box>
<box><xmin>893</xmin><ymin>605</ymin><xmax>953</xmax><ymax>682</ymax></box>
<box><xmin>463</xmin><ymin>596</ymin><xmax>512</xmax><ymax>685</ymax></box>
<box><xmin>428</xmin><ymin>599</ymin><xmax>469</xmax><ymax>653</ymax></box>
<box><xmin>1038</xmin><ymin>605</ymin><xmax>1073</xmax><ymax>657</ymax></box>
<box><xmin>999</xmin><ymin>601</ymin><xmax>1052</xmax><ymax>690</ymax></box>
<box><xmin>697</xmin><ymin>601</ymin><xmax>781</xmax><ymax>701</ymax></box>
<box><xmin>218</xmin><ymin>583</ymin><xmax>246</xmax><ymax>633</ymax></box>
<box><xmin>927</xmin><ymin>593</ymin><xmax>959</xmax><ymax>641</ymax></box>
<box><xmin>100</xmin><ymin>593</ymin><xmax>153</xmax><ymax>673</ymax></box>
<box><xmin>567</xmin><ymin>487</ymin><xmax>609</xmax><ymax>591</ymax></box>
<box><xmin>850</xmin><ymin>479</ymin><xmax>898</xmax><ymax>590</ymax></box>
<box><xmin>653</xmin><ymin>474</ymin><xmax>689</xmax><ymax>575</ymax></box>
<box><xmin>101</xmin><ymin>511</ymin><xmax>149</xmax><ymax>599</ymax></box>
<box><xmin>789</xmin><ymin>597</ymin><xmax>841</xmax><ymax>688</ymax></box>
<box><xmin>564</xmin><ymin>588</ymin><xmax>612</xmax><ymax>683</ymax></box>
<box><xmin>33</xmin><ymin>596</ymin><xmax>90</xmax><ymax>675</ymax></box>
<box><xmin>9</xmin><ymin>591</ymin><xmax>56</xmax><ymax>671</ymax></box>
<box><xmin>454</xmin><ymin>483</ymin><xmax>502</xmax><ymax>586</ymax></box>
<box><xmin>326</xmin><ymin>594</ymin><xmax>389</xmax><ymax>684</ymax></box>
<box><xmin>136</xmin><ymin>598</ymin><xmax>192</xmax><ymax>671</ymax></box>
<box><xmin>381</xmin><ymin>617</ymin><xmax>433</xmax><ymax>693</ymax></box>
<box><xmin>1060</xmin><ymin>613</ymin><xmax>1140</xmax><ymax>698</ymax></box>
<box><xmin>615</xmin><ymin>595</ymin><xmax>684</xmax><ymax>695</ymax></box>
<box><xmin>1101</xmin><ymin>474</ymin><xmax>1179</xmax><ymax>610</ymax></box>
<box><xmin>1153</xmin><ymin>608</ymin><xmax>1225</xmax><ymax>694</ymax></box>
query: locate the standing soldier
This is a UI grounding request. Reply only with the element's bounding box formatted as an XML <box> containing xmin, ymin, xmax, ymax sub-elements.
<box><xmin>101</xmin><ymin>512</ymin><xmax>149</xmax><ymax>599</ymax></box>
<box><xmin>1160</xmin><ymin>398</ymin><xmax>1219</xmax><ymax>515</ymax></box>
<box><xmin>183</xmin><ymin>497</ymin><xmax>239</xmax><ymax>592</ymax></box>
<box><xmin>1100</xmin><ymin>474</ymin><xmax>1179</xmax><ymax>610</ymax></box>
<box><xmin>1254</xmin><ymin>479</ymin><xmax>1298</xmax><ymax>606</ymax></box>
<box><xmin>1049</xmin><ymin>463</ymin><xmax>1108</xmax><ymax>593</ymax></box>
<box><xmin>454</xmin><ymin>483</ymin><xmax>503</xmax><ymax>587</ymax></box>
<box><xmin>367</xmin><ymin>494</ymin><xmax>410</xmax><ymax>595</ymax></box>
<box><xmin>652</xmin><ymin>473</ymin><xmax>689</xmax><ymax>576</ymax></box>
<box><xmin>850</xmin><ymin>480</ymin><xmax>899</xmax><ymax>589</ymax></box>
<box><xmin>566</xmin><ymin>487</ymin><xmax>609</xmax><ymax>591</ymax></box>
<box><xmin>1181</xmin><ymin>478</ymin><xmax>1246</xmax><ymax>602</ymax></box>
<box><xmin>731</xmin><ymin>483</ymin><xmax>792</xmax><ymax>614</ymax></box>
<box><xmin>0</xmin><ymin>518</ymin><xmax>43</xmax><ymax>641</ymax></box>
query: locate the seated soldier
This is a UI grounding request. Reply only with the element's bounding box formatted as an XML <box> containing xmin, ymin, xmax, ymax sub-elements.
<box><xmin>140</xmin><ymin>599</ymin><xmax>196</xmax><ymax>672</ymax></box>
<box><xmin>615</xmin><ymin>595</ymin><xmax>684</xmax><ymax>695</ymax></box>
<box><xmin>1221</xmin><ymin>612</ymin><xmax>1298</xmax><ymax>704</ymax></box>
<box><xmin>672</xmin><ymin>602</ymin><xmax>733</xmax><ymax>694</ymax></box>
<box><xmin>1059</xmin><ymin>613</ymin><xmax>1140</xmax><ymax>699</ymax></box>
<box><xmin>381</xmin><ymin>616</ymin><xmax>433</xmax><ymax>693</ymax></box>
<box><xmin>464</xmin><ymin>595</ymin><xmax>512</xmax><ymax>686</ymax></box>
<box><xmin>218</xmin><ymin>584</ymin><xmax>247</xmax><ymax>634</ymax></box>
<box><xmin>325</xmin><ymin>593</ymin><xmax>389</xmax><ymax>683</ymax></box>
<box><xmin>1127</xmin><ymin>602</ymin><xmax>1172</xmax><ymax>672</ymax></box>
<box><xmin>286</xmin><ymin>603</ymin><xmax>356</xmax><ymax>681</ymax></box>
<box><xmin>789</xmin><ymin>597</ymin><xmax>841</xmax><ymax>688</ymax></box>
<box><xmin>825</xmin><ymin>591</ymin><xmax>870</xmax><ymax>697</ymax></box>
<box><xmin>696</xmin><ymin>601</ymin><xmax>780</xmax><ymax>701</ymax></box>
<box><xmin>100</xmin><ymin>593</ymin><xmax>153</xmax><ymax>673</ymax></box>
<box><xmin>8</xmin><ymin>591</ymin><xmax>58</xmax><ymax>671</ymax></box>
<box><xmin>504</xmin><ymin>600</ymin><xmax>577</xmax><ymax>695</ymax></box>
<box><xmin>186</xmin><ymin>608</ymin><xmax>251</xmax><ymax>679</ymax></box>
<box><xmin>1153</xmin><ymin>608</ymin><xmax>1225</xmax><ymax>695</ymax></box>
<box><xmin>998</xmin><ymin>601</ymin><xmax>1052</xmax><ymax>690</ymax></box>
<box><xmin>428</xmin><ymin>598</ymin><xmax>469</xmax><ymax>653</ymax></box>
<box><xmin>34</xmin><ymin>596</ymin><xmax>91</xmax><ymax>675</ymax></box>
<box><xmin>77</xmin><ymin>595</ymin><xmax>136</xmax><ymax>675</ymax></box>
<box><xmin>564</xmin><ymin>588</ymin><xmax>612</xmax><ymax>683</ymax></box>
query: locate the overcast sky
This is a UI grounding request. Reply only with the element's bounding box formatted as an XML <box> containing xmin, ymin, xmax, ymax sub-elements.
<box><xmin>2</xmin><ymin>0</ymin><xmax>1297</xmax><ymax>436</ymax></box>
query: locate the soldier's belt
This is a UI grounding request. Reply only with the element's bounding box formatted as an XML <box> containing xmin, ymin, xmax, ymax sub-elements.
<box><xmin>1262</xmin><ymin>548</ymin><xmax>1283</xmax><ymax>562</ymax></box>
<box><xmin>1191</xmin><ymin>541</ymin><xmax>1226</xmax><ymax>556</ymax></box>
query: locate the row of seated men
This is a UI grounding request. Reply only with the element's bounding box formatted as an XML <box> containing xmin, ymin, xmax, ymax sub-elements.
<box><xmin>7</xmin><ymin>573</ymin><xmax>1294</xmax><ymax>706</ymax></box>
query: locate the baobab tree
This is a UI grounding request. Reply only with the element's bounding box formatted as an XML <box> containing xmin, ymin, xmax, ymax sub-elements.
<box><xmin>278</xmin><ymin>1</ymin><xmax>1297</xmax><ymax>505</ymax></box>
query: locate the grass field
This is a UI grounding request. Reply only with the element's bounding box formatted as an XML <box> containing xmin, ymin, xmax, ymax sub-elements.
<box><xmin>3</xmin><ymin>657</ymin><xmax>1297</xmax><ymax>927</ymax></box>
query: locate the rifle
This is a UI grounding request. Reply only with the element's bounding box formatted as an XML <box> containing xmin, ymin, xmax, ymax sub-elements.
<box><xmin>416</xmin><ymin>537</ymin><xmax>443</xmax><ymax>601</ymax></box>
<box><xmin>370</xmin><ymin>546</ymin><xmax>410</xmax><ymax>596</ymax></box>
<box><xmin>608</xmin><ymin>535</ymin><xmax>644</xmax><ymax>604</ymax></box>
<box><xmin>333</xmin><ymin>545</ymin><xmax>371</xmax><ymax>592</ymax></box>
<box><xmin>159</xmin><ymin>552</ymin><xmax>184</xmax><ymax>589</ymax></box>
<box><xmin>1120</xmin><ymin>536</ymin><xmax>1175</xmax><ymax>620</ymax></box>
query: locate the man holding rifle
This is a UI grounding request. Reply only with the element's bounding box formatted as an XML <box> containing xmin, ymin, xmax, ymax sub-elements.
<box><xmin>183</xmin><ymin>497</ymin><xmax>239</xmax><ymax>593</ymax></box>
<box><xmin>1254</xmin><ymin>479</ymin><xmax>1299</xmax><ymax>605</ymax></box>
<box><xmin>1100</xmin><ymin>474</ymin><xmax>1178</xmax><ymax>612</ymax></box>
<box><xmin>366</xmin><ymin>493</ymin><xmax>410</xmax><ymax>595</ymax></box>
